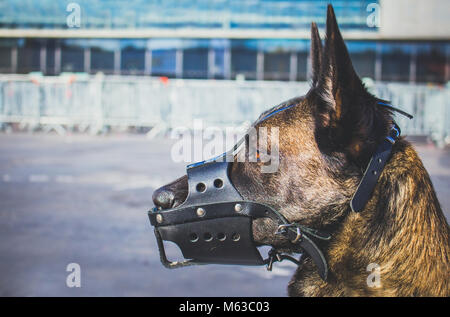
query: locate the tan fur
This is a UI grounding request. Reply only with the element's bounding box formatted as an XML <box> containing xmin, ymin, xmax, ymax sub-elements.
<box><xmin>288</xmin><ymin>141</ymin><xmax>450</xmax><ymax>296</ymax></box>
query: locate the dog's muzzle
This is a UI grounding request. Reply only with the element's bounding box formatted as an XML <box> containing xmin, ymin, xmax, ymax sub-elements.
<box><xmin>148</xmin><ymin>154</ymin><xmax>331</xmax><ymax>280</ymax></box>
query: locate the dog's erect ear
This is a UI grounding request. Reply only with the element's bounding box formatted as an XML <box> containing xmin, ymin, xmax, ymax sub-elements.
<box><xmin>310</xmin><ymin>22</ymin><xmax>323</xmax><ymax>86</ymax></box>
<box><xmin>316</xmin><ymin>4</ymin><xmax>366</xmax><ymax>125</ymax></box>
<box><xmin>313</xmin><ymin>5</ymin><xmax>390</xmax><ymax>164</ymax></box>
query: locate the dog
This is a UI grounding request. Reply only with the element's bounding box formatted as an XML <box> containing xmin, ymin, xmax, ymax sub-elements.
<box><xmin>152</xmin><ymin>5</ymin><xmax>449</xmax><ymax>296</ymax></box>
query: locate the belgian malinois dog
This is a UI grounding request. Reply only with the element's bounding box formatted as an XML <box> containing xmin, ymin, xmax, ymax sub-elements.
<box><xmin>153</xmin><ymin>5</ymin><xmax>449</xmax><ymax>296</ymax></box>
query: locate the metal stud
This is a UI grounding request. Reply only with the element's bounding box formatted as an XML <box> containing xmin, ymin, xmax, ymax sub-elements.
<box><xmin>156</xmin><ymin>214</ymin><xmax>163</xmax><ymax>223</ymax></box>
<box><xmin>234</xmin><ymin>203</ymin><xmax>243</xmax><ymax>213</ymax></box>
<box><xmin>196</xmin><ymin>207</ymin><xmax>206</xmax><ymax>217</ymax></box>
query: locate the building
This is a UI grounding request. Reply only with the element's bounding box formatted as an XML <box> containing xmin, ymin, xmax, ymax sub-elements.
<box><xmin>0</xmin><ymin>0</ymin><xmax>448</xmax><ymax>83</ymax></box>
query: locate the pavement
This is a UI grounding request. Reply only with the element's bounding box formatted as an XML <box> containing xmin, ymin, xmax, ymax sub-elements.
<box><xmin>0</xmin><ymin>133</ymin><xmax>448</xmax><ymax>296</ymax></box>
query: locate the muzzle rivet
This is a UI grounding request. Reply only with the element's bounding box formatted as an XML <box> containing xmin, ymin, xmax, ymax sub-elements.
<box><xmin>196</xmin><ymin>207</ymin><xmax>206</xmax><ymax>217</ymax></box>
<box><xmin>234</xmin><ymin>203</ymin><xmax>243</xmax><ymax>213</ymax></box>
<box><xmin>156</xmin><ymin>214</ymin><xmax>163</xmax><ymax>223</ymax></box>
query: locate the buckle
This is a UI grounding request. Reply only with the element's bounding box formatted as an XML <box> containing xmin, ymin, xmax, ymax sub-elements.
<box><xmin>275</xmin><ymin>223</ymin><xmax>302</xmax><ymax>244</ymax></box>
<box><xmin>291</xmin><ymin>227</ymin><xmax>302</xmax><ymax>243</ymax></box>
<box><xmin>275</xmin><ymin>223</ymin><xmax>296</xmax><ymax>235</ymax></box>
<box><xmin>266</xmin><ymin>248</ymin><xmax>282</xmax><ymax>271</ymax></box>
<box><xmin>265</xmin><ymin>248</ymin><xmax>303</xmax><ymax>271</ymax></box>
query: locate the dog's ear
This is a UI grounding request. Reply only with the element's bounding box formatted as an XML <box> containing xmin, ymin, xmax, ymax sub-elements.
<box><xmin>316</xmin><ymin>4</ymin><xmax>366</xmax><ymax>127</ymax></box>
<box><xmin>313</xmin><ymin>5</ymin><xmax>389</xmax><ymax>164</ymax></box>
<box><xmin>312</xmin><ymin>5</ymin><xmax>393</xmax><ymax>164</ymax></box>
<box><xmin>310</xmin><ymin>22</ymin><xmax>323</xmax><ymax>86</ymax></box>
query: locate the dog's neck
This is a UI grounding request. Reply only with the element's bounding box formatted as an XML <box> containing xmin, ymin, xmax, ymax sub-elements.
<box><xmin>288</xmin><ymin>140</ymin><xmax>450</xmax><ymax>296</ymax></box>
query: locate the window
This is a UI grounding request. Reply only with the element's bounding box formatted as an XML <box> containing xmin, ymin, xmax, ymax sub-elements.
<box><xmin>231</xmin><ymin>40</ymin><xmax>257</xmax><ymax>80</ymax></box>
<box><xmin>416</xmin><ymin>43</ymin><xmax>446</xmax><ymax>83</ymax></box>
<box><xmin>151</xmin><ymin>50</ymin><xmax>176</xmax><ymax>77</ymax></box>
<box><xmin>0</xmin><ymin>39</ymin><xmax>15</xmax><ymax>73</ymax></box>
<box><xmin>210</xmin><ymin>39</ymin><xmax>229</xmax><ymax>79</ymax></box>
<box><xmin>182</xmin><ymin>40</ymin><xmax>209</xmax><ymax>79</ymax></box>
<box><xmin>121</xmin><ymin>39</ymin><xmax>146</xmax><ymax>75</ymax></box>
<box><xmin>149</xmin><ymin>39</ymin><xmax>179</xmax><ymax>77</ymax></box>
<box><xmin>297</xmin><ymin>51</ymin><xmax>308</xmax><ymax>81</ymax></box>
<box><xmin>17</xmin><ymin>39</ymin><xmax>41</xmax><ymax>74</ymax></box>
<box><xmin>45</xmin><ymin>39</ymin><xmax>56</xmax><ymax>75</ymax></box>
<box><xmin>347</xmin><ymin>41</ymin><xmax>376</xmax><ymax>79</ymax></box>
<box><xmin>90</xmin><ymin>39</ymin><xmax>116</xmax><ymax>74</ymax></box>
<box><xmin>381</xmin><ymin>43</ymin><xmax>411</xmax><ymax>82</ymax></box>
<box><xmin>183</xmin><ymin>48</ymin><xmax>208</xmax><ymax>79</ymax></box>
<box><xmin>260</xmin><ymin>40</ymin><xmax>295</xmax><ymax>81</ymax></box>
<box><xmin>61</xmin><ymin>39</ymin><xmax>85</xmax><ymax>73</ymax></box>
<box><xmin>264</xmin><ymin>52</ymin><xmax>290</xmax><ymax>81</ymax></box>
<box><xmin>212</xmin><ymin>48</ymin><xmax>226</xmax><ymax>79</ymax></box>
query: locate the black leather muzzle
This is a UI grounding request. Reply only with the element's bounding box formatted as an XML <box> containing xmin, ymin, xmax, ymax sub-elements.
<box><xmin>148</xmin><ymin>151</ymin><xmax>330</xmax><ymax>280</ymax></box>
<box><xmin>149</xmin><ymin>160</ymin><xmax>274</xmax><ymax>266</ymax></box>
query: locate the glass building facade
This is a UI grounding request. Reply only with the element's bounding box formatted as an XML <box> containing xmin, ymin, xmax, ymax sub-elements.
<box><xmin>0</xmin><ymin>38</ymin><xmax>448</xmax><ymax>84</ymax></box>
<box><xmin>0</xmin><ymin>0</ymin><xmax>448</xmax><ymax>84</ymax></box>
<box><xmin>0</xmin><ymin>0</ymin><xmax>377</xmax><ymax>31</ymax></box>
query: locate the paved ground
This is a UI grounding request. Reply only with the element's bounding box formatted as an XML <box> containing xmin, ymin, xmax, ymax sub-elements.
<box><xmin>0</xmin><ymin>133</ymin><xmax>448</xmax><ymax>297</ymax></box>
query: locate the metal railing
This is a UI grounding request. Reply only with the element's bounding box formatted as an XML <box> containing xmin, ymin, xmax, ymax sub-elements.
<box><xmin>0</xmin><ymin>74</ymin><xmax>449</xmax><ymax>145</ymax></box>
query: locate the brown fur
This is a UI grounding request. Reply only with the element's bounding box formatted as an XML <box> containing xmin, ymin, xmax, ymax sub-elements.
<box><xmin>153</xmin><ymin>5</ymin><xmax>450</xmax><ymax>296</ymax></box>
<box><xmin>288</xmin><ymin>140</ymin><xmax>450</xmax><ymax>296</ymax></box>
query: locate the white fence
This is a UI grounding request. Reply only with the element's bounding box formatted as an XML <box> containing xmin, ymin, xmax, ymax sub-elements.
<box><xmin>0</xmin><ymin>74</ymin><xmax>449</xmax><ymax>145</ymax></box>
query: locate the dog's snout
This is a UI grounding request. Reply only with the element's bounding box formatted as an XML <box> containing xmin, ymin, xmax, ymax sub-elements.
<box><xmin>152</xmin><ymin>175</ymin><xmax>188</xmax><ymax>210</ymax></box>
<box><xmin>152</xmin><ymin>186</ymin><xmax>176</xmax><ymax>210</ymax></box>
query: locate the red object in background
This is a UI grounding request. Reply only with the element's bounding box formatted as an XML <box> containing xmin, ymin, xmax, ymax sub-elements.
<box><xmin>68</xmin><ymin>75</ymin><xmax>76</xmax><ymax>85</ymax></box>
<box><xmin>65</xmin><ymin>75</ymin><xmax>76</xmax><ymax>98</ymax></box>
<box><xmin>159</xmin><ymin>76</ymin><xmax>169</xmax><ymax>85</ymax></box>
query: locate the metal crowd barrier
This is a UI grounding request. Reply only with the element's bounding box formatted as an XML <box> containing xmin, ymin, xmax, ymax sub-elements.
<box><xmin>0</xmin><ymin>74</ymin><xmax>449</xmax><ymax>145</ymax></box>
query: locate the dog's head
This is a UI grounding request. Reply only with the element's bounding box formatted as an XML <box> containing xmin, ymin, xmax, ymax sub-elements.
<box><xmin>153</xmin><ymin>5</ymin><xmax>394</xmax><ymax>250</ymax></box>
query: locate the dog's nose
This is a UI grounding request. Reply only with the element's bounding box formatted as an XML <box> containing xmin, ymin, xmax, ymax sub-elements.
<box><xmin>152</xmin><ymin>175</ymin><xmax>188</xmax><ymax>210</ymax></box>
<box><xmin>152</xmin><ymin>186</ymin><xmax>176</xmax><ymax>210</ymax></box>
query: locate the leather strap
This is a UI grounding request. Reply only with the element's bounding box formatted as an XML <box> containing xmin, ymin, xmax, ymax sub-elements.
<box><xmin>298</xmin><ymin>235</ymin><xmax>328</xmax><ymax>280</ymax></box>
<box><xmin>350</xmin><ymin>124</ymin><xmax>400</xmax><ymax>212</ymax></box>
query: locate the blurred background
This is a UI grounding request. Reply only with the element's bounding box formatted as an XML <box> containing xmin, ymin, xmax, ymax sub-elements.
<box><xmin>0</xmin><ymin>0</ymin><xmax>449</xmax><ymax>296</ymax></box>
